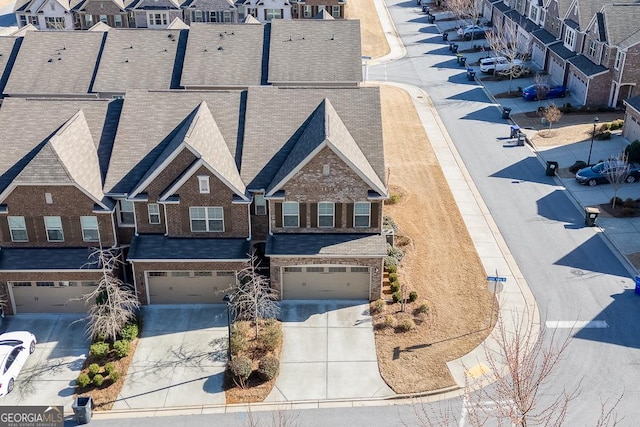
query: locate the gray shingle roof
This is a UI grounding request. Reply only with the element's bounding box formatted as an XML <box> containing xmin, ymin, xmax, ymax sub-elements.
<box><xmin>0</xmin><ymin>247</ymin><xmax>101</xmax><ymax>270</ymax></box>
<box><xmin>92</xmin><ymin>29</ymin><xmax>183</xmax><ymax>93</ymax></box>
<box><xmin>268</xmin><ymin>20</ymin><xmax>361</xmax><ymax>85</ymax></box>
<box><xmin>0</xmin><ymin>98</ymin><xmax>114</xmax><ymax>196</ymax></box>
<box><xmin>128</xmin><ymin>234</ymin><xmax>251</xmax><ymax>260</ymax></box>
<box><xmin>104</xmin><ymin>90</ymin><xmax>242</xmax><ymax>195</ymax></box>
<box><xmin>0</xmin><ymin>37</ymin><xmax>19</xmax><ymax>96</ymax></box>
<box><xmin>267</xmin><ymin>98</ymin><xmax>386</xmax><ymax>197</ymax></box>
<box><xmin>180</xmin><ymin>23</ymin><xmax>265</xmax><ymax>88</ymax></box>
<box><xmin>13</xmin><ymin>0</ymin><xmax>31</xmax><ymax>12</ymax></box>
<box><xmin>576</xmin><ymin>0</ymin><xmax>637</xmax><ymax>31</ymax></box>
<box><xmin>266</xmin><ymin>233</ymin><xmax>387</xmax><ymax>257</ymax></box>
<box><xmin>4</xmin><ymin>31</ymin><xmax>104</xmax><ymax>96</ymax></box>
<box><xmin>182</xmin><ymin>0</ymin><xmax>236</xmax><ymax>11</ymax></box>
<box><xmin>602</xmin><ymin>4</ymin><xmax>640</xmax><ymax>47</ymax></box>
<box><xmin>568</xmin><ymin>54</ymin><xmax>608</xmax><ymax>77</ymax></box>
<box><xmin>76</xmin><ymin>0</ymin><xmax>130</xmax><ymax>11</ymax></box>
<box><xmin>548</xmin><ymin>41</ymin><xmax>577</xmax><ymax>60</ymax></box>
<box><xmin>531</xmin><ymin>28</ymin><xmax>557</xmax><ymax>45</ymax></box>
<box><xmin>14</xmin><ymin>110</ymin><xmax>105</xmax><ymax>205</ymax></box>
<box><xmin>130</xmin><ymin>0</ymin><xmax>181</xmax><ymax>9</ymax></box>
<box><xmin>241</xmin><ymin>86</ymin><xmax>385</xmax><ymax>192</ymax></box>
<box><xmin>624</xmin><ymin>95</ymin><xmax>640</xmax><ymax>113</ymax></box>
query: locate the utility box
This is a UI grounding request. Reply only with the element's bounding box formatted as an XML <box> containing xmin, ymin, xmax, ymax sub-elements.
<box><xmin>72</xmin><ymin>396</ymin><xmax>93</xmax><ymax>424</ymax></box>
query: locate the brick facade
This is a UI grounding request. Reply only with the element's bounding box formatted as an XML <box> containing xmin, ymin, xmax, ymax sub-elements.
<box><xmin>269</xmin><ymin>256</ymin><xmax>384</xmax><ymax>301</ymax></box>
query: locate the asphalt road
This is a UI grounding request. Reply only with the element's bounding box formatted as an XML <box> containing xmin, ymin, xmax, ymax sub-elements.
<box><xmin>91</xmin><ymin>2</ymin><xmax>640</xmax><ymax>426</ymax></box>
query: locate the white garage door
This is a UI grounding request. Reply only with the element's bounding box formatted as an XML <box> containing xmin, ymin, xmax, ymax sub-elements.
<box><xmin>147</xmin><ymin>271</ymin><xmax>236</xmax><ymax>304</ymax></box>
<box><xmin>532</xmin><ymin>43</ymin><xmax>545</xmax><ymax>69</ymax></box>
<box><xmin>567</xmin><ymin>71</ymin><xmax>587</xmax><ymax>105</ymax></box>
<box><xmin>10</xmin><ymin>281</ymin><xmax>97</xmax><ymax>313</ymax></box>
<box><xmin>624</xmin><ymin>115</ymin><xmax>640</xmax><ymax>142</ymax></box>
<box><xmin>282</xmin><ymin>266</ymin><xmax>370</xmax><ymax>300</ymax></box>
<box><xmin>548</xmin><ymin>56</ymin><xmax>564</xmax><ymax>85</ymax></box>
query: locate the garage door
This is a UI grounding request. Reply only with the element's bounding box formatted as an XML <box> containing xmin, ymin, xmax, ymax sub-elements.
<box><xmin>10</xmin><ymin>281</ymin><xmax>97</xmax><ymax>313</ymax></box>
<box><xmin>532</xmin><ymin>43</ymin><xmax>545</xmax><ymax>69</ymax></box>
<box><xmin>567</xmin><ymin>71</ymin><xmax>587</xmax><ymax>105</ymax></box>
<box><xmin>146</xmin><ymin>271</ymin><xmax>236</xmax><ymax>304</ymax></box>
<box><xmin>282</xmin><ymin>266</ymin><xmax>370</xmax><ymax>300</ymax></box>
<box><xmin>624</xmin><ymin>114</ymin><xmax>640</xmax><ymax>142</ymax></box>
<box><xmin>549</xmin><ymin>56</ymin><xmax>564</xmax><ymax>85</ymax></box>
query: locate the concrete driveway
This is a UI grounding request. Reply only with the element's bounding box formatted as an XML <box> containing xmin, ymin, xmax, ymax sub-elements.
<box><xmin>265</xmin><ymin>301</ymin><xmax>394</xmax><ymax>402</ymax></box>
<box><xmin>0</xmin><ymin>314</ymin><xmax>89</xmax><ymax>413</ymax></box>
<box><xmin>112</xmin><ymin>305</ymin><xmax>228</xmax><ymax>410</ymax></box>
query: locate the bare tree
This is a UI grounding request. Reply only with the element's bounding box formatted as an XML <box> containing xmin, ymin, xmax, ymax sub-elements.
<box><xmin>81</xmin><ymin>248</ymin><xmax>140</xmax><ymax>342</ymax></box>
<box><xmin>446</xmin><ymin>0</ymin><xmax>482</xmax><ymax>39</ymax></box>
<box><xmin>604</xmin><ymin>153</ymin><xmax>631</xmax><ymax>209</ymax></box>
<box><xmin>534</xmin><ymin>74</ymin><xmax>549</xmax><ymax>102</ymax></box>
<box><xmin>543</xmin><ymin>103</ymin><xmax>562</xmax><ymax>136</ymax></box>
<box><xmin>229</xmin><ymin>252</ymin><xmax>280</xmax><ymax>339</ymax></box>
<box><xmin>486</xmin><ymin>19</ymin><xmax>531</xmax><ymax>93</ymax></box>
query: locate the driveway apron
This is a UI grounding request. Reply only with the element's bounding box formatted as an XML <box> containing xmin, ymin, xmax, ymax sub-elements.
<box><xmin>265</xmin><ymin>301</ymin><xmax>394</xmax><ymax>401</ymax></box>
<box><xmin>112</xmin><ymin>305</ymin><xmax>227</xmax><ymax>410</ymax></box>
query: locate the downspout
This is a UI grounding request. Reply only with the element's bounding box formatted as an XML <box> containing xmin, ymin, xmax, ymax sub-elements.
<box><xmin>268</xmin><ymin>198</ymin><xmax>273</xmax><ymax>236</ymax></box>
<box><xmin>246</xmin><ymin>198</ymin><xmax>252</xmax><ymax>241</ymax></box>
<box><xmin>163</xmin><ymin>203</ymin><xmax>169</xmax><ymax>236</ymax></box>
<box><xmin>110</xmin><ymin>210</ymin><xmax>118</xmax><ymax>248</ymax></box>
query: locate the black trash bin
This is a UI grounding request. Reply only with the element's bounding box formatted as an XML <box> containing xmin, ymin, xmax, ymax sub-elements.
<box><xmin>516</xmin><ymin>132</ymin><xmax>525</xmax><ymax>146</ymax></box>
<box><xmin>502</xmin><ymin>107</ymin><xmax>512</xmax><ymax>119</ymax></box>
<box><xmin>585</xmin><ymin>207</ymin><xmax>600</xmax><ymax>227</ymax></box>
<box><xmin>442</xmin><ymin>32</ymin><xmax>449</xmax><ymax>41</ymax></box>
<box><xmin>466</xmin><ymin>68</ymin><xmax>476</xmax><ymax>80</ymax></box>
<box><xmin>417</xmin><ymin>0</ymin><xmax>421</xmax><ymax>4</ymax></box>
<box><xmin>427</xmin><ymin>14</ymin><xmax>434</xmax><ymax>23</ymax></box>
<box><xmin>72</xmin><ymin>396</ymin><xmax>92</xmax><ymax>425</ymax></box>
<box><xmin>460</xmin><ymin>57</ymin><xmax>467</xmax><ymax>66</ymax></box>
<box><xmin>510</xmin><ymin>125</ymin><xmax>520</xmax><ymax>138</ymax></box>
<box><xmin>545</xmin><ymin>161</ymin><xmax>559</xmax><ymax>176</ymax></box>
<box><xmin>452</xmin><ymin>44</ymin><xmax>459</xmax><ymax>53</ymax></box>
<box><xmin>422</xmin><ymin>5</ymin><xmax>429</xmax><ymax>13</ymax></box>
<box><xmin>449</xmin><ymin>42</ymin><xmax>454</xmax><ymax>51</ymax></box>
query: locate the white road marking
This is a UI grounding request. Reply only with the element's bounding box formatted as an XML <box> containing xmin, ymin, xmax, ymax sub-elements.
<box><xmin>545</xmin><ymin>320</ymin><xmax>609</xmax><ymax>329</ymax></box>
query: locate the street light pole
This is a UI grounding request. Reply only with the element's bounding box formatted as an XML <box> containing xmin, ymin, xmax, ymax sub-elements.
<box><xmin>223</xmin><ymin>294</ymin><xmax>233</xmax><ymax>361</ymax></box>
<box><xmin>587</xmin><ymin>117</ymin><xmax>599</xmax><ymax>166</ymax></box>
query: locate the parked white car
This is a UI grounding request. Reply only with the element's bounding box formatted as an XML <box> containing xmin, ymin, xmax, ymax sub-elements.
<box><xmin>0</xmin><ymin>331</ymin><xmax>36</xmax><ymax>396</ymax></box>
<box><xmin>479</xmin><ymin>56</ymin><xmax>524</xmax><ymax>74</ymax></box>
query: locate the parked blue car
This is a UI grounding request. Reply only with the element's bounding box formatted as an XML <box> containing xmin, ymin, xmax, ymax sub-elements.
<box><xmin>575</xmin><ymin>161</ymin><xmax>640</xmax><ymax>186</ymax></box>
<box><xmin>521</xmin><ymin>84</ymin><xmax>567</xmax><ymax>101</ymax></box>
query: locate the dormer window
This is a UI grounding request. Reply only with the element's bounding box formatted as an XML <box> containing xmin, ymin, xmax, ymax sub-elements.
<box><xmin>45</xmin><ymin>192</ymin><xmax>53</xmax><ymax>204</ymax></box>
<box><xmin>528</xmin><ymin>4</ymin><xmax>539</xmax><ymax>23</ymax></box>
<box><xmin>198</xmin><ymin>176</ymin><xmax>210</xmax><ymax>194</ymax></box>
<box><xmin>588</xmin><ymin>40</ymin><xmax>597</xmax><ymax>58</ymax></box>
<box><xmin>564</xmin><ymin>28</ymin><xmax>575</xmax><ymax>50</ymax></box>
<box><xmin>615</xmin><ymin>50</ymin><xmax>625</xmax><ymax>70</ymax></box>
<box><xmin>255</xmin><ymin>193</ymin><xmax>266</xmax><ymax>215</ymax></box>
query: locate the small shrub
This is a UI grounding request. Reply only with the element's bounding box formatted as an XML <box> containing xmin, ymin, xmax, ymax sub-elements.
<box><xmin>390</xmin><ymin>282</ymin><xmax>400</xmax><ymax>293</ymax></box>
<box><xmin>610</xmin><ymin>119</ymin><xmax>624</xmax><ymax>130</ymax></box>
<box><xmin>257</xmin><ymin>356</ymin><xmax>280</xmax><ymax>381</ymax></box>
<box><xmin>110</xmin><ymin>371</ymin><xmax>120</xmax><ymax>383</ymax></box>
<box><xmin>88</xmin><ymin>363</ymin><xmax>100</xmax><ymax>376</ymax></box>
<box><xmin>623</xmin><ymin>198</ymin><xmax>636</xmax><ymax>208</ymax></box>
<box><xmin>622</xmin><ymin>207</ymin><xmax>636</xmax><ymax>217</ymax></box>
<box><xmin>228</xmin><ymin>355</ymin><xmax>253</xmax><ymax>388</ymax></box>
<box><xmin>77</xmin><ymin>373</ymin><xmax>91</xmax><ymax>388</ymax></box>
<box><xmin>388</xmin><ymin>272</ymin><xmax>398</xmax><ymax>283</ymax></box>
<box><xmin>230</xmin><ymin>321</ymin><xmax>249</xmax><ymax>355</ymax></box>
<box><xmin>382</xmin><ymin>315</ymin><xmax>396</xmax><ymax>329</ymax></box>
<box><xmin>595</xmin><ymin>130</ymin><xmax>611</xmax><ymax>140</ymax></box>
<box><xmin>387</xmin><ymin>244</ymin><xmax>404</xmax><ymax>265</ymax></box>
<box><xmin>385</xmin><ymin>256</ymin><xmax>399</xmax><ymax>269</ymax></box>
<box><xmin>396</xmin><ymin>319</ymin><xmax>415</xmax><ymax>332</ymax></box>
<box><xmin>113</xmin><ymin>340</ymin><xmax>130</xmax><ymax>358</ymax></box>
<box><xmin>260</xmin><ymin>321</ymin><xmax>282</xmax><ymax>352</ymax></box>
<box><xmin>104</xmin><ymin>362</ymin><xmax>115</xmax><ymax>376</ymax></box>
<box><xmin>386</xmin><ymin>194</ymin><xmax>401</xmax><ymax>205</ymax></box>
<box><xmin>392</xmin><ymin>291</ymin><xmax>402</xmax><ymax>303</ymax></box>
<box><xmin>414</xmin><ymin>301</ymin><xmax>430</xmax><ymax>315</ymax></box>
<box><xmin>610</xmin><ymin>196</ymin><xmax>623</xmax><ymax>207</ymax></box>
<box><xmin>89</xmin><ymin>342</ymin><xmax>109</xmax><ymax>358</ymax></box>
<box><xmin>599</xmin><ymin>123</ymin><xmax>610</xmax><ymax>132</ymax></box>
<box><xmin>569</xmin><ymin>160</ymin><xmax>587</xmax><ymax>174</ymax></box>
<box><xmin>409</xmin><ymin>291</ymin><xmax>418</xmax><ymax>303</ymax></box>
<box><xmin>120</xmin><ymin>323</ymin><xmax>139</xmax><ymax>341</ymax></box>
<box><xmin>371</xmin><ymin>299</ymin><xmax>386</xmax><ymax>315</ymax></box>
<box><xmin>383</xmin><ymin>215</ymin><xmax>398</xmax><ymax>234</ymax></box>
<box><xmin>93</xmin><ymin>374</ymin><xmax>104</xmax><ymax>387</ymax></box>
<box><xmin>386</xmin><ymin>264</ymin><xmax>397</xmax><ymax>274</ymax></box>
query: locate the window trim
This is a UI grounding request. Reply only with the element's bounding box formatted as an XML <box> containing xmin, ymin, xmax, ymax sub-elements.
<box><xmin>254</xmin><ymin>193</ymin><xmax>267</xmax><ymax>215</ymax></box>
<box><xmin>615</xmin><ymin>50</ymin><xmax>624</xmax><ymax>70</ymax></box>
<box><xmin>564</xmin><ymin>28</ymin><xmax>575</xmax><ymax>49</ymax></box>
<box><xmin>282</xmin><ymin>202</ymin><xmax>299</xmax><ymax>228</ymax></box>
<box><xmin>198</xmin><ymin>176</ymin><xmax>210</xmax><ymax>194</ymax></box>
<box><xmin>44</xmin><ymin>216</ymin><xmax>64</xmax><ymax>242</ymax></box>
<box><xmin>148</xmin><ymin>203</ymin><xmax>161</xmax><ymax>225</ymax></box>
<box><xmin>118</xmin><ymin>199</ymin><xmax>135</xmax><ymax>227</ymax></box>
<box><xmin>588</xmin><ymin>40</ymin><xmax>597</xmax><ymax>58</ymax></box>
<box><xmin>8</xmin><ymin>216</ymin><xmax>28</xmax><ymax>242</ymax></box>
<box><xmin>189</xmin><ymin>206</ymin><xmax>224</xmax><ymax>232</ymax></box>
<box><xmin>354</xmin><ymin>202</ymin><xmax>371</xmax><ymax>228</ymax></box>
<box><xmin>317</xmin><ymin>201</ymin><xmax>335</xmax><ymax>228</ymax></box>
<box><xmin>80</xmin><ymin>216</ymin><xmax>99</xmax><ymax>242</ymax></box>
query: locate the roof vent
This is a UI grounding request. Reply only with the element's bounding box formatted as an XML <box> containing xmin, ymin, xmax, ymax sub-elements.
<box><xmin>58</xmin><ymin>57</ymin><xmax>61</xmax><ymax>60</ymax></box>
<box><xmin>218</xmin><ymin>46</ymin><xmax>224</xmax><ymax>51</ymax></box>
<box><xmin>219</xmin><ymin>32</ymin><xmax>224</xmax><ymax>38</ymax></box>
<box><xmin>125</xmin><ymin>57</ymin><xmax>129</xmax><ymax>63</ymax></box>
<box><xmin>167</xmin><ymin>33</ymin><xmax>174</xmax><ymax>39</ymax></box>
<box><xmin>331</xmin><ymin>34</ymin><xmax>334</xmax><ymax>40</ymax></box>
<box><xmin>47</xmin><ymin>58</ymin><xmax>52</xmax><ymax>62</ymax></box>
<box><xmin>62</xmin><ymin>43</ymin><xmax>66</xmax><ymax>50</ymax></box>
<box><xmin>129</xmin><ymin>43</ymin><xmax>133</xmax><ymax>49</ymax></box>
<box><xmin>204</xmin><ymin>46</ymin><xmax>208</xmax><ymax>52</ymax></box>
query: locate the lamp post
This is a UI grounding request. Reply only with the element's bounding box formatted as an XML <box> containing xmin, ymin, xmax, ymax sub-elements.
<box><xmin>223</xmin><ymin>294</ymin><xmax>234</xmax><ymax>361</ymax></box>
<box><xmin>587</xmin><ymin>117</ymin><xmax>600</xmax><ymax>166</ymax></box>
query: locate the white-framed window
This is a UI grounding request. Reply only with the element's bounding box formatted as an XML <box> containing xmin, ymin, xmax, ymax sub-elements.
<box><xmin>282</xmin><ymin>202</ymin><xmax>299</xmax><ymax>227</ymax></box>
<box><xmin>318</xmin><ymin>202</ymin><xmax>334</xmax><ymax>228</ymax></box>
<box><xmin>114</xmin><ymin>14</ymin><xmax>122</xmax><ymax>27</ymax></box>
<box><xmin>193</xmin><ymin>10</ymin><xmax>203</xmax><ymax>22</ymax></box>
<box><xmin>265</xmin><ymin>9</ymin><xmax>281</xmax><ymax>20</ymax></box>
<box><xmin>540</xmin><ymin>10</ymin><xmax>546</xmax><ymax>26</ymax></box>
<box><xmin>588</xmin><ymin>40</ymin><xmax>597</xmax><ymax>58</ymax></box>
<box><xmin>198</xmin><ymin>176</ymin><xmax>210</xmax><ymax>194</ymax></box>
<box><xmin>354</xmin><ymin>202</ymin><xmax>371</xmax><ymax>227</ymax></box>
<box><xmin>80</xmin><ymin>216</ymin><xmax>99</xmax><ymax>242</ymax></box>
<box><xmin>564</xmin><ymin>28</ymin><xmax>575</xmax><ymax>49</ymax></box>
<box><xmin>118</xmin><ymin>199</ymin><xmax>135</xmax><ymax>226</ymax></box>
<box><xmin>528</xmin><ymin>4</ymin><xmax>539</xmax><ymax>23</ymax></box>
<box><xmin>255</xmin><ymin>194</ymin><xmax>266</xmax><ymax>215</ymax></box>
<box><xmin>189</xmin><ymin>207</ymin><xmax>224</xmax><ymax>232</ymax></box>
<box><xmin>223</xmin><ymin>11</ymin><xmax>232</xmax><ymax>22</ymax></box>
<box><xmin>19</xmin><ymin>15</ymin><xmax>27</xmax><ymax>27</ymax></box>
<box><xmin>148</xmin><ymin>203</ymin><xmax>161</xmax><ymax>224</ymax></box>
<box><xmin>303</xmin><ymin>5</ymin><xmax>312</xmax><ymax>17</ymax></box>
<box><xmin>615</xmin><ymin>50</ymin><xmax>624</xmax><ymax>70</ymax></box>
<box><xmin>45</xmin><ymin>17</ymin><xmax>65</xmax><ymax>29</ymax></box>
<box><xmin>29</xmin><ymin>16</ymin><xmax>38</xmax><ymax>25</ymax></box>
<box><xmin>331</xmin><ymin>5</ymin><xmax>340</xmax><ymax>18</ymax></box>
<box><xmin>99</xmin><ymin>15</ymin><xmax>107</xmax><ymax>23</ymax></box>
<box><xmin>45</xmin><ymin>192</ymin><xmax>53</xmax><ymax>204</ymax></box>
<box><xmin>8</xmin><ymin>216</ymin><xmax>27</xmax><ymax>242</ymax></box>
<box><xmin>322</xmin><ymin>165</ymin><xmax>330</xmax><ymax>176</ymax></box>
<box><xmin>44</xmin><ymin>216</ymin><xmax>64</xmax><ymax>242</ymax></box>
<box><xmin>85</xmin><ymin>14</ymin><xmax>93</xmax><ymax>27</ymax></box>
<box><xmin>147</xmin><ymin>12</ymin><xmax>168</xmax><ymax>27</ymax></box>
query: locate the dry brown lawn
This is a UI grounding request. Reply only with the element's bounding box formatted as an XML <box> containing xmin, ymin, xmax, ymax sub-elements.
<box><xmin>345</xmin><ymin>0</ymin><xmax>390</xmax><ymax>59</ymax></box>
<box><xmin>375</xmin><ymin>85</ymin><xmax>495</xmax><ymax>393</ymax></box>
